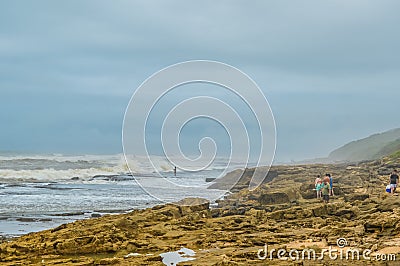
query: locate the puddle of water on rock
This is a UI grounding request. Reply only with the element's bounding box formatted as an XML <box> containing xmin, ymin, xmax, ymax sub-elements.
<box><xmin>160</xmin><ymin>247</ymin><xmax>196</xmax><ymax>266</ymax></box>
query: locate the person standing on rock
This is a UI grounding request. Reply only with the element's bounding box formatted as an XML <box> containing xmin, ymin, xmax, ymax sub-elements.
<box><xmin>326</xmin><ymin>173</ymin><xmax>334</xmax><ymax>197</ymax></box>
<box><xmin>321</xmin><ymin>176</ymin><xmax>331</xmax><ymax>203</ymax></box>
<box><xmin>389</xmin><ymin>170</ymin><xmax>399</xmax><ymax>194</ymax></box>
<box><xmin>315</xmin><ymin>175</ymin><xmax>321</xmax><ymax>185</ymax></box>
<box><xmin>315</xmin><ymin>179</ymin><xmax>323</xmax><ymax>199</ymax></box>
<box><xmin>315</xmin><ymin>175</ymin><xmax>322</xmax><ymax>198</ymax></box>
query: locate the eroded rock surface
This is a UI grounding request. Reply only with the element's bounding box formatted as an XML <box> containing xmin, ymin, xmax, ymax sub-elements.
<box><xmin>1</xmin><ymin>156</ymin><xmax>400</xmax><ymax>265</ymax></box>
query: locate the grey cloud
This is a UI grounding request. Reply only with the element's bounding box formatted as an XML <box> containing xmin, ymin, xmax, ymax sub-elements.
<box><xmin>1</xmin><ymin>0</ymin><xmax>399</xmax><ymax>161</ymax></box>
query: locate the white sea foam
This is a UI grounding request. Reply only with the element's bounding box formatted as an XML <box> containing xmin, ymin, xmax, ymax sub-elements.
<box><xmin>0</xmin><ymin>153</ymin><xmax>232</xmax><ymax>237</ymax></box>
<box><xmin>0</xmin><ymin>168</ymin><xmax>112</xmax><ymax>182</ymax></box>
<box><xmin>0</xmin><ymin>153</ymin><xmax>236</xmax><ymax>183</ymax></box>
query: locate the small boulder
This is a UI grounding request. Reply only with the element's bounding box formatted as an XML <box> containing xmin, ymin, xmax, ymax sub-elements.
<box><xmin>175</xmin><ymin>197</ymin><xmax>210</xmax><ymax>215</ymax></box>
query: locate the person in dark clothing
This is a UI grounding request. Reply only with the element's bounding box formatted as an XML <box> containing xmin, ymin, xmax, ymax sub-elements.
<box><xmin>389</xmin><ymin>170</ymin><xmax>399</xmax><ymax>194</ymax></box>
<box><xmin>322</xmin><ymin>176</ymin><xmax>331</xmax><ymax>203</ymax></box>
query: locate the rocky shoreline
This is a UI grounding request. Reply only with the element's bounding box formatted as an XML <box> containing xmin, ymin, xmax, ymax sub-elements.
<box><xmin>1</xmin><ymin>155</ymin><xmax>400</xmax><ymax>265</ymax></box>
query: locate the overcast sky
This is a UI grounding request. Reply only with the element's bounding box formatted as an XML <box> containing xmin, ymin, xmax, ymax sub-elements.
<box><xmin>1</xmin><ymin>0</ymin><xmax>399</xmax><ymax>162</ymax></box>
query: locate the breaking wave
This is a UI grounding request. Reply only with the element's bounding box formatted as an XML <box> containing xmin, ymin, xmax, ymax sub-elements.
<box><xmin>0</xmin><ymin>153</ymin><xmax>234</xmax><ymax>183</ymax></box>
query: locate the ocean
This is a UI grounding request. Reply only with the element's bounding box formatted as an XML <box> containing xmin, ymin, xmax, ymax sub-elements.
<box><xmin>0</xmin><ymin>153</ymin><xmax>239</xmax><ymax>238</ymax></box>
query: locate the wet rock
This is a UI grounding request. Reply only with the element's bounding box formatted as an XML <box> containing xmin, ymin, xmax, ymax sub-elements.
<box><xmin>52</xmin><ymin>211</ymin><xmax>85</xmax><ymax>216</ymax></box>
<box><xmin>16</xmin><ymin>217</ymin><xmax>36</xmax><ymax>222</ymax></box>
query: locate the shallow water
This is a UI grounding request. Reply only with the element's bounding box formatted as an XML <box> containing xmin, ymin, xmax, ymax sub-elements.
<box><xmin>160</xmin><ymin>247</ymin><xmax>196</xmax><ymax>266</ymax></box>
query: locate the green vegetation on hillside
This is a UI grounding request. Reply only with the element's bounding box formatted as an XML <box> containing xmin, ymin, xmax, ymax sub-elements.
<box><xmin>389</xmin><ymin>150</ymin><xmax>400</xmax><ymax>159</ymax></box>
<box><xmin>328</xmin><ymin>128</ymin><xmax>400</xmax><ymax>162</ymax></box>
<box><xmin>375</xmin><ymin>139</ymin><xmax>400</xmax><ymax>159</ymax></box>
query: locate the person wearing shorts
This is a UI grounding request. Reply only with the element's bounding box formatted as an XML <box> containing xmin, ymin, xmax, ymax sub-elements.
<box><xmin>326</xmin><ymin>173</ymin><xmax>334</xmax><ymax>196</ymax></box>
<box><xmin>316</xmin><ymin>179</ymin><xmax>323</xmax><ymax>199</ymax></box>
<box><xmin>389</xmin><ymin>170</ymin><xmax>399</xmax><ymax>194</ymax></box>
<box><xmin>322</xmin><ymin>177</ymin><xmax>331</xmax><ymax>203</ymax></box>
<box><xmin>315</xmin><ymin>175</ymin><xmax>322</xmax><ymax>198</ymax></box>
